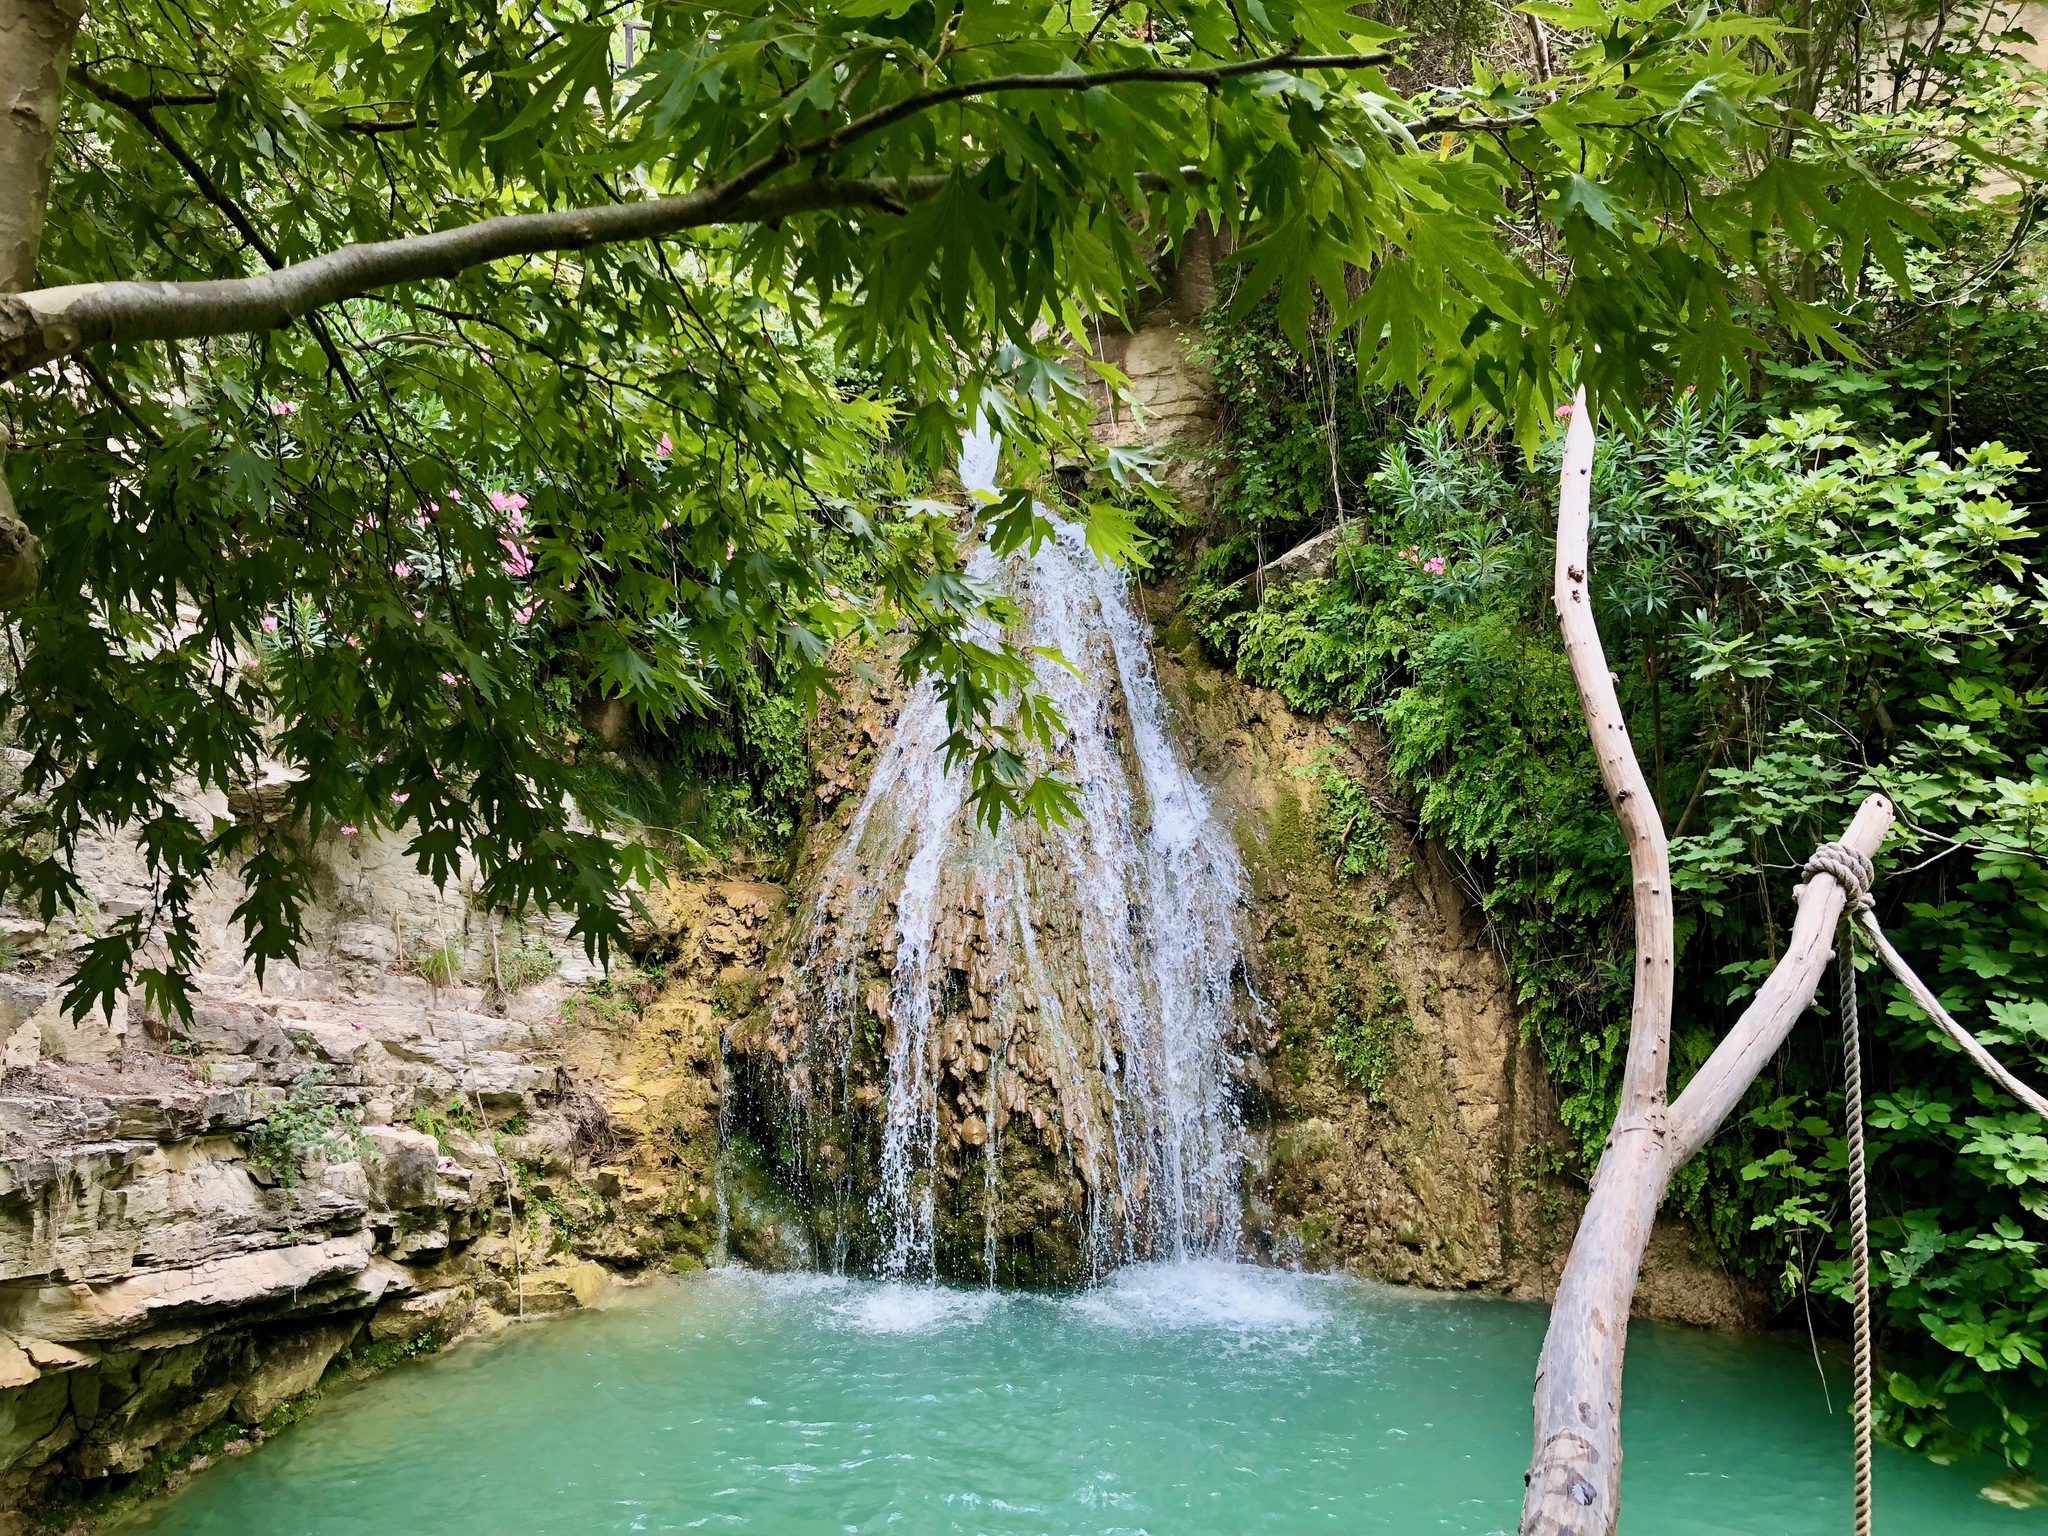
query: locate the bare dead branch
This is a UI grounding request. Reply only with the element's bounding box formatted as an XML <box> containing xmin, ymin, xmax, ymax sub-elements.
<box><xmin>1520</xmin><ymin>387</ymin><xmax>1896</xmax><ymax>1536</ymax></box>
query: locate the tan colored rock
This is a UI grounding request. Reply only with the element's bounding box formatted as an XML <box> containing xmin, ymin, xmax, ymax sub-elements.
<box><xmin>16</xmin><ymin>1340</ymin><xmax>89</xmax><ymax>1373</ymax></box>
<box><xmin>369</xmin><ymin>1287</ymin><xmax>465</xmax><ymax>1345</ymax></box>
<box><xmin>232</xmin><ymin>1320</ymin><xmax>360</xmax><ymax>1424</ymax></box>
<box><xmin>0</xmin><ymin>1234</ymin><xmax>373</xmax><ymax>1342</ymax></box>
<box><xmin>363</xmin><ymin>1125</ymin><xmax>441</xmax><ymax>1212</ymax></box>
<box><xmin>0</xmin><ymin>1340</ymin><xmax>34</xmax><ymax>1391</ymax></box>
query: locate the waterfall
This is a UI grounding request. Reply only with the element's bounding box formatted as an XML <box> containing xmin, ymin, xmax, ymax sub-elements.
<box><xmin>750</xmin><ymin>425</ymin><xmax>1261</xmax><ymax>1283</ymax></box>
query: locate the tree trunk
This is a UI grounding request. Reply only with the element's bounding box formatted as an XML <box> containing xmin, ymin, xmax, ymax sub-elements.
<box><xmin>1520</xmin><ymin>388</ymin><xmax>1894</xmax><ymax>1536</ymax></box>
<box><xmin>0</xmin><ymin>0</ymin><xmax>82</xmax><ymax>294</ymax></box>
<box><xmin>0</xmin><ymin>0</ymin><xmax>76</xmax><ymax>606</ymax></box>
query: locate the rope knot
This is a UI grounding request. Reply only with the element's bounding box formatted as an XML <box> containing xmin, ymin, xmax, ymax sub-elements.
<box><xmin>1804</xmin><ymin>841</ymin><xmax>1876</xmax><ymax>914</ymax></box>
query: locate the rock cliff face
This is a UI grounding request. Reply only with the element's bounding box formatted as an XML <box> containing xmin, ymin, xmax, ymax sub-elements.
<box><xmin>0</xmin><ymin>792</ymin><xmax>764</xmax><ymax>1523</ymax></box>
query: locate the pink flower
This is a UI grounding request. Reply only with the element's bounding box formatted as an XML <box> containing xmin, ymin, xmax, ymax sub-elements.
<box><xmin>514</xmin><ymin>603</ymin><xmax>538</xmax><ymax>625</ymax></box>
<box><xmin>339</xmin><ymin>824</ymin><xmax>357</xmax><ymax>836</ymax></box>
<box><xmin>268</xmin><ymin>400</ymin><xmax>296</xmax><ymax>417</ymax></box>
<box><xmin>392</xmin><ymin>561</ymin><xmax>411</xmax><ymax>579</ymax></box>
<box><xmin>345</xmin><ymin>635</ymin><xmax>360</xmax><ymax>648</ymax></box>
<box><xmin>1400</xmin><ymin>544</ymin><xmax>1420</xmax><ymax>563</ymax></box>
<box><xmin>656</xmin><ymin>433</ymin><xmax>673</xmax><ymax>458</ymax></box>
<box><xmin>1555</xmin><ymin>402</ymin><xmax>1574</xmax><ymax>420</ymax></box>
<box><xmin>391</xmin><ymin>792</ymin><xmax>409</xmax><ymax>804</ymax></box>
<box><xmin>260</xmin><ymin>615</ymin><xmax>279</xmax><ymax>633</ymax></box>
<box><xmin>446</xmin><ymin>489</ymin><xmax>461</xmax><ymax>502</ymax></box>
<box><xmin>440</xmin><ymin>671</ymin><xmax>460</xmax><ymax>687</ymax></box>
<box><xmin>1423</xmin><ymin>555</ymin><xmax>1446</xmax><ymax>575</ymax></box>
<box><xmin>489</xmin><ymin>490</ymin><xmax>528</xmax><ymax>515</ymax></box>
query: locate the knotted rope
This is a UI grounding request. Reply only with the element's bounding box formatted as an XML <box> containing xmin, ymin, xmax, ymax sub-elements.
<box><xmin>1805</xmin><ymin>843</ymin><xmax>1875</xmax><ymax>1536</ymax></box>
<box><xmin>1800</xmin><ymin>839</ymin><xmax>2048</xmax><ymax>1536</ymax></box>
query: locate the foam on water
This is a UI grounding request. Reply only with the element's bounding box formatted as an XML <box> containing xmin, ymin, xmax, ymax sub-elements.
<box><xmin>1068</xmin><ymin>1259</ymin><xmax>1328</xmax><ymax>1333</ymax></box>
<box><xmin>827</xmin><ymin>1282</ymin><xmax>1000</xmax><ymax>1336</ymax></box>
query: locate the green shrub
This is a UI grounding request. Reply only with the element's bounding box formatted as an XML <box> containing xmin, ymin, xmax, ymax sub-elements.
<box><xmin>410</xmin><ymin>1097</ymin><xmax>479</xmax><ymax>1152</ymax></box>
<box><xmin>502</xmin><ymin>940</ymin><xmax>558</xmax><ymax>989</ymax></box>
<box><xmin>1197</xmin><ymin>378</ymin><xmax>2048</xmax><ymax>1468</ymax></box>
<box><xmin>242</xmin><ymin>1070</ymin><xmax>369</xmax><ymax>1187</ymax></box>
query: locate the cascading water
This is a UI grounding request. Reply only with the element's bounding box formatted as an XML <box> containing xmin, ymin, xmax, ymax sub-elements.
<box><xmin>742</xmin><ymin>426</ymin><xmax>1262</xmax><ymax>1284</ymax></box>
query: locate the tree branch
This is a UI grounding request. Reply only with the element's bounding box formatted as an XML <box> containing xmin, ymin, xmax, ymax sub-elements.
<box><xmin>0</xmin><ymin>173</ymin><xmax>949</xmax><ymax>381</ymax></box>
<box><xmin>2</xmin><ymin>42</ymin><xmax>1412</xmax><ymax>382</ymax></box>
<box><xmin>787</xmin><ymin>45</ymin><xmax>1395</xmax><ymax>184</ymax></box>
<box><xmin>1553</xmin><ymin>386</ymin><xmax>1674</xmax><ymax>1123</ymax></box>
<box><xmin>77</xmin><ymin>70</ymin><xmax>285</xmax><ymax>267</ymax></box>
<box><xmin>1663</xmin><ymin>794</ymin><xmax>1897</xmax><ymax>1161</ymax></box>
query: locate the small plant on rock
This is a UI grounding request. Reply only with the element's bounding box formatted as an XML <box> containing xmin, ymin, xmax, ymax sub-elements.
<box><xmin>502</xmin><ymin>940</ymin><xmax>558</xmax><ymax>989</ymax></box>
<box><xmin>410</xmin><ymin>1097</ymin><xmax>479</xmax><ymax>1153</ymax></box>
<box><xmin>242</xmin><ymin>1069</ymin><xmax>370</xmax><ymax>1187</ymax></box>
<box><xmin>414</xmin><ymin>938</ymin><xmax>464</xmax><ymax>990</ymax></box>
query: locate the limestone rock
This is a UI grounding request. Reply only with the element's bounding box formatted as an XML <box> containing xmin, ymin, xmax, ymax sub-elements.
<box><xmin>363</xmin><ymin>1126</ymin><xmax>441</xmax><ymax>1212</ymax></box>
<box><xmin>0</xmin><ymin>1341</ymin><xmax>33</xmax><ymax>1392</ymax></box>
<box><xmin>232</xmin><ymin>1320</ymin><xmax>361</xmax><ymax>1424</ymax></box>
<box><xmin>0</xmin><ymin>1234</ymin><xmax>374</xmax><ymax>1342</ymax></box>
<box><xmin>369</xmin><ymin>1286</ymin><xmax>465</xmax><ymax>1345</ymax></box>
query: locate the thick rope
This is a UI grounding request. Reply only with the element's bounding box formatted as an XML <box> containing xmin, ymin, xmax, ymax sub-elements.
<box><xmin>1808</xmin><ymin>843</ymin><xmax>1875</xmax><ymax>1536</ymax></box>
<box><xmin>1839</xmin><ymin>907</ymin><xmax>1875</xmax><ymax>1536</ymax></box>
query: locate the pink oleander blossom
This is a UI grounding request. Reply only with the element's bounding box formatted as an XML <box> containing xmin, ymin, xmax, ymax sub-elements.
<box><xmin>392</xmin><ymin>560</ymin><xmax>411</xmax><ymax>579</ymax></box>
<box><xmin>339</xmin><ymin>824</ymin><xmax>357</xmax><ymax>836</ymax></box>
<box><xmin>1555</xmin><ymin>401</ymin><xmax>1574</xmax><ymax>419</ymax></box>
<box><xmin>260</xmin><ymin>615</ymin><xmax>279</xmax><ymax>633</ymax></box>
<box><xmin>489</xmin><ymin>490</ymin><xmax>528</xmax><ymax>515</ymax></box>
<box><xmin>440</xmin><ymin>671</ymin><xmax>460</xmax><ymax>687</ymax></box>
<box><xmin>656</xmin><ymin>433</ymin><xmax>673</xmax><ymax>458</ymax></box>
<box><xmin>268</xmin><ymin>400</ymin><xmax>296</xmax><ymax>417</ymax></box>
<box><xmin>391</xmin><ymin>791</ymin><xmax>409</xmax><ymax>804</ymax></box>
<box><xmin>1423</xmin><ymin>555</ymin><xmax>1446</xmax><ymax>575</ymax></box>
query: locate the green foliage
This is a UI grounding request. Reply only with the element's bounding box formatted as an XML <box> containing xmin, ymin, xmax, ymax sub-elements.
<box><xmin>500</xmin><ymin>940</ymin><xmax>559</xmax><ymax>991</ymax></box>
<box><xmin>1326</xmin><ymin>973</ymin><xmax>1412</xmax><ymax>1100</ymax></box>
<box><xmin>1199</xmin><ymin>371</ymin><xmax>2048</xmax><ymax>1466</ymax></box>
<box><xmin>242</xmin><ymin>1069</ymin><xmax>369</xmax><ymax>1187</ymax></box>
<box><xmin>1315</xmin><ymin>766</ymin><xmax>1392</xmax><ymax>879</ymax></box>
<box><xmin>411</xmin><ymin>1097</ymin><xmax>479</xmax><ymax>1152</ymax></box>
<box><xmin>1</xmin><ymin>0</ymin><xmax>1935</xmax><ymax>1020</ymax></box>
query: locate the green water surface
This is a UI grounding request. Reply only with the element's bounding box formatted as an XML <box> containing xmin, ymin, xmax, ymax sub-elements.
<box><xmin>119</xmin><ymin>1262</ymin><xmax>2038</xmax><ymax>1534</ymax></box>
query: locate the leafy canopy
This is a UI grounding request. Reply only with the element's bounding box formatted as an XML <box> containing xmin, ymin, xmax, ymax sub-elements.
<box><xmin>4</xmin><ymin>0</ymin><xmax>1920</xmax><ymax>1017</ymax></box>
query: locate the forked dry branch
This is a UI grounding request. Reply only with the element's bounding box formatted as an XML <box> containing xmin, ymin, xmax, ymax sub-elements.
<box><xmin>1520</xmin><ymin>387</ymin><xmax>1895</xmax><ymax>1536</ymax></box>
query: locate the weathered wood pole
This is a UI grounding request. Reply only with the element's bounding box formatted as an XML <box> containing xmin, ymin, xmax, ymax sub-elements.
<box><xmin>1520</xmin><ymin>387</ymin><xmax>1894</xmax><ymax>1536</ymax></box>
